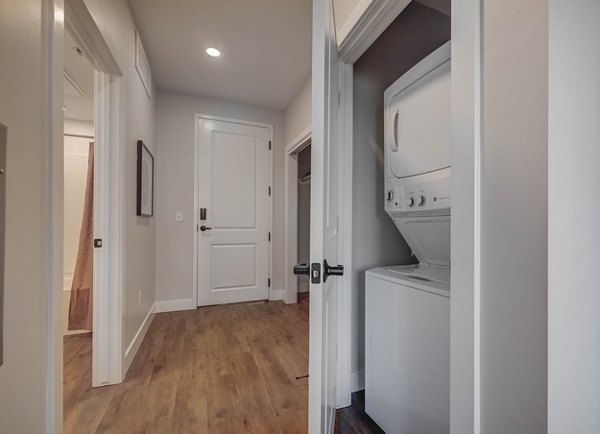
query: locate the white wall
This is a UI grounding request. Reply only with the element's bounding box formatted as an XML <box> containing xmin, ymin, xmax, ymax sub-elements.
<box><xmin>84</xmin><ymin>0</ymin><xmax>157</xmax><ymax>356</ymax></box>
<box><xmin>480</xmin><ymin>0</ymin><xmax>548</xmax><ymax>431</ymax></box>
<box><xmin>155</xmin><ymin>90</ymin><xmax>285</xmax><ymax>305</ymax></box>
<box><xmin>0</xmin><ymin>0</ymin><xmax>47</xmax><ymax>431</ymax></box>
<box><xmin>284</xmin><ymin>78</ymin><xmax>312</xmax><ymax>145</ymax></box>
<box><xmin>351</xmin><ymin>3</ymin><xmax>450</xmax><ymax>388</ymax></box>
<box><xmin>548</xmin><ymin>1</ymin><xmax>600</xmax><ymax>431</ymax></box>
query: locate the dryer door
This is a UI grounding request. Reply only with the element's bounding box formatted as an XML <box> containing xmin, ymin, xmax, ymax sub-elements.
<box><xmin>389</xmin><ymin>59</ymin><xmax>451</xmax><ymax>179</ymax></box>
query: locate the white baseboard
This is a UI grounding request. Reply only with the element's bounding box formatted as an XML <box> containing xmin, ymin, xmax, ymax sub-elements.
<box><xmin>351</xmin><ymin>369</ymin><xmax>365</xmax><ymax>392</ymax></box>
<box><xmin>270</xmin><ymin>289</ymin><xmax>284</xmax><ymax>301</ymax></box>
<box><xmin>124</xmin><ymin>302</ymin><xmax>156</xmax><ymax>373</ymax></box>
<box><xmin>155</xmin><ymin>298</ymin><xmax>196</xmax><ymax>313</ymax></box>
<box><xmin>63</xmin><ymin>273</ymin><xmax>73</xmax><ymax>291</ymax></box>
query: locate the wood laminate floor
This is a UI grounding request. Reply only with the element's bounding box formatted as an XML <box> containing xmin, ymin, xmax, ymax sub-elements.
<box><xmin>64</xmin><ymin>294</ymin><xmax>309</xmax><ymax>434</ymax></box>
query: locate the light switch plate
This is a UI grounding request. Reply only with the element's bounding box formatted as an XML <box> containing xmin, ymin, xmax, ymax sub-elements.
<box><xmin>175</xmin><ymin>211</ymin><xmax>183</xmax><ymax>222</ymax></box>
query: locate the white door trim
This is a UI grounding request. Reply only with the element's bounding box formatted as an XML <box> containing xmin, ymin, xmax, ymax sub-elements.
<box><xmin>43</xmin><ymin>1</ymin><xmax>65</xmax><ymax>431</ymax></box>
<box><xmin>65</xmin><ymin>0</ymin><xmax>125</xmax><ymax>389</ymax></box>
<box><xmin>338</xmin><ymin>0</ymin><xmax>412</xmax><ymax>64</ymax></box>
<box><xmin>449</xmin><ymin>0</ymin><xmax>483</xmax><ymax>432</ymax></box>
<box><xmin>193</xmin><ymin>113</ymin><xmax>274</xmax><ymax>307</ymax></box>
<box><xmin>284</xmin><ymin>127</ymin><xmax>311</xmax><ymax>305</ymax></box>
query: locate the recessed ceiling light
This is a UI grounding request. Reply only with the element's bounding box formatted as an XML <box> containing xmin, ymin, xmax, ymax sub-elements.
<box><xmin>206</xmin><ymin>48</ymin><xmax>221</xmax><ymax>58</ymax></box>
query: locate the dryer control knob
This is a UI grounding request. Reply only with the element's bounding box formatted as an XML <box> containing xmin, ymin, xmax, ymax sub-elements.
<box><xmin>407</xmin><ymin>197</ymin><xmax>415</xmax><ymax>207</ymax></box>
<box><xmin>417</xmin><ymin>195</ymin><xmax>425</xmax><ymax>206</ymax></box>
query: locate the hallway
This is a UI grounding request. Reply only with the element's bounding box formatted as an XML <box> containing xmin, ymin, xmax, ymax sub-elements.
<box><xmin>64</xmin><ymin>296</ymin><xmax>309</xmax><ymax>433</ymax></box>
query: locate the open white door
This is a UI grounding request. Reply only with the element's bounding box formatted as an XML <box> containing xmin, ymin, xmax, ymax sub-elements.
<box><xmin>309</xmin><ymin>0</ymin><xmax>342</xmax><ymax>432</ymax></box>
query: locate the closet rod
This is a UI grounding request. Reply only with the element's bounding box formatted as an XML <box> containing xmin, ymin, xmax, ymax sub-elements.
<box><xmin>64</xmin><ymin>133</ymin><xmax>94</xmax><ymax>140</ymax></box>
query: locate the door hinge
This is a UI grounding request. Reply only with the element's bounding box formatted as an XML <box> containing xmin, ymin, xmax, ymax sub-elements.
<box><xmin>338</xmin><ymin>90</ymin><xmax>341</xmax><ymax>106</ymax></box>
<box><xmin>269</xmin><ymin>140</ymin><xmax>272</xmax><ymax>150</ymax></box>
<box><xmin>268</xmin><ymin>186</ymin><xmax>271</xmax><ymax>196</ymax></box>
<box><xmin>268</xmin><ymin>278</ymin><xmax>271</xmax><ymax>287</ymax></box>
<box><xmin>268</xmin><ymin>232</ymin><xmax>271</xmax><ymax>242</ymax></box>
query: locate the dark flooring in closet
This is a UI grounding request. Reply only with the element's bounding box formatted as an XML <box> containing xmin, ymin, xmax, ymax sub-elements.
<box><xmin>335</xmin><ymin>390</ymin><xmax>384</xmax><ymax>434</ymax></box>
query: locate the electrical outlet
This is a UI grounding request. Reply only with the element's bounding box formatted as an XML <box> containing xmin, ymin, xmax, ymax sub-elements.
<box><xmin>137</xmin><ymin>291</ymin><xmax>142</xmax><ymax>306</ymax></box>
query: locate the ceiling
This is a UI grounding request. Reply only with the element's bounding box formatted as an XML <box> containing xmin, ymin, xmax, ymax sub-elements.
<box><xmin>64</xmin><ymin>31</ymin><xmax>94</xmax><ymax>122</ymax></box>
<box><xmin>128</xmin><ymin>0</ymin><xmax>313</xmax><ymax>110</ymax></box>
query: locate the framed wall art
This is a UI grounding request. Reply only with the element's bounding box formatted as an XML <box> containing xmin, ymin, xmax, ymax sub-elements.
<box><xmin>136</xmin><ymin>140</ymin><xmax>154</xmax><ymax>217</ymax></box>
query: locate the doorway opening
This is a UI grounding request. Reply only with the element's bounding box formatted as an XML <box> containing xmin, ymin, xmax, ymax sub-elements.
<box><xmin>284</xmin><ymin>129</ymin><xmax>311</xmax><ymax>304</ymax></box>
<box><xmin>297</xmin><ymin>143</ymin><xmax>311</xmax><ymax>296</ymax></box>
<box><xmin>60</xmin><ymin>1</ymin><xmax>125</xmax><ymax>423</ymax></box>
<box><xmin>63</xmin><ymin>28</ymin><xmax>96</xmax><ymax>418</ymax></box>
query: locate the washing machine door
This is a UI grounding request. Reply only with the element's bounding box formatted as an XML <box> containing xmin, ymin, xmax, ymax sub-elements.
<box><xmin>388</xmin><ymin>57</ymin><xmax>451</xmax><ymax>179</ymax></box>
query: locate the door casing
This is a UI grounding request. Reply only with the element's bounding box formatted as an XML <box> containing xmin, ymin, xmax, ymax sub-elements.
<box><xmin>65</xmin><ymin>0</ymin><xmax>126</xmax><ymax>388</ymax></box>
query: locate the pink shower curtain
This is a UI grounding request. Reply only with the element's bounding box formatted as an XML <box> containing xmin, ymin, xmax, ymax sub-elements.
<box><xmin>68</xmin><ymin>142</ymin><xmax>94</xmax><ymax>331</ymax></box>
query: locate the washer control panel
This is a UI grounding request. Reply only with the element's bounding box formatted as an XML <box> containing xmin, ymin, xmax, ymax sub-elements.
<box><xmin>385</xmin><ymin>169</ymin><xmax>450</xmax><ymax>218</ymax></box>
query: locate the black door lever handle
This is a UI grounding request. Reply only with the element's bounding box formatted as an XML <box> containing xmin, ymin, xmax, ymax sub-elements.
<box><xmin>293</xmin><ymin>263</ymin><xmax>310</xmax><ymax>275</ymax></box>
<box><xmin>323</xmin><ymin>259</ymin><xmax>344</xmax><ymax>282</ymax></box>
<box><xmin>200</xmin><ymin>225</ymin><xmax>212</xmax><ymax>232</ymax></box>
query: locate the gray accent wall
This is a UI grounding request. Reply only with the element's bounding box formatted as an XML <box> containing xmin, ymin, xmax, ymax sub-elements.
<box><xmin>351</xmin><ymin>2</ymin><xmax>451</xmax><ymax>384</ymax></box>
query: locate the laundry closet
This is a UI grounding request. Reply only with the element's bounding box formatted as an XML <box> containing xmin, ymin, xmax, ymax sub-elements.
<box><xmin>346</xmin><ymin>1</ymin><xmax>451</xmax><ymax>433</ymax></box>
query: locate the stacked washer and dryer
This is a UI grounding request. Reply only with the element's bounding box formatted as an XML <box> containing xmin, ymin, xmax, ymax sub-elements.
<box><xmin>365</xmin><ymin>41</ymin><xmax>451</xmax><ymax>434</ymax></box>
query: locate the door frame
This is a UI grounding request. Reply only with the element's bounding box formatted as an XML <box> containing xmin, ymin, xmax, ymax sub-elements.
<box><xmin>45</xmin><ymin>0</ymin><xmax>125</xmax><ymax>428</ymax></box>
<box><xmin>64</xmin><ymin>0</ymin><xmax>125</xmax><ymax>388</ymax></box>
<box><xmin>283</xmin><ymin>126</ymin><xmax>311</xmax><ymax>305</ymax></box>
<box><xmin>48</xmin><ymin>0</ymin><xmax>125</xmax><ymax>405</ymax></box>
<box><xmin>193</xmin><ymin>113</ymin><xmax>274</xmax><ymax>307</ymax></box>
<box><xmin>333</xmin><ymin>0</ymin><xmax>484</xmax><ymax>429</ymax></box>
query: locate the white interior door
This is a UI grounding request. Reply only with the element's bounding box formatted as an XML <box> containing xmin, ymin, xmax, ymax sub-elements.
<box><xmin>310</xmin><ymin>0</ymin><xmax>342</xmax><ymax>431</ymax></box>
<box><xmin>197</xmin><ymin>117</ymin><xmax>271</xmax><ymax>306</ymax></box>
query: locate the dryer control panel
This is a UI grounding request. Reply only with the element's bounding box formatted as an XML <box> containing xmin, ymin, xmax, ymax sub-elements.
<box><xmin>385</xmin><ymin>168</ymin><xmax>450</xmax><ymax>218</ymax></box>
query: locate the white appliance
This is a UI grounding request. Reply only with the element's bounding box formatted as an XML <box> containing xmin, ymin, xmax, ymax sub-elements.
<box><xmin>365</xmin><ymin>41</ymin><xmax>451</xmax><ymax>434</ymax></box>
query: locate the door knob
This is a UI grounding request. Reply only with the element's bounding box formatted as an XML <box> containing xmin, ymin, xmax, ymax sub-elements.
<box><xmin>323</xmin><ymin>259</ymin><xmax>344</xmax><ymax>282</ymax></box>
<box><xmin>200</xmin><ymin>225</ymin><xmax>212</xmax><ymax>232</ymax></box>
<box><xmin>293</xmin><ymin>263</ymin><xmax>310</xmax><ymax>275</ymax></box>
